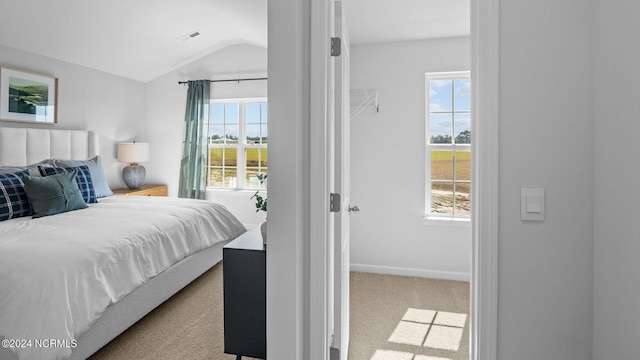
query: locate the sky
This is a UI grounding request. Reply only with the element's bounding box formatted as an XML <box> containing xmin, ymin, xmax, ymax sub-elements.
<box><xmin>428</xmin><ymin>79</ymin><xmax>471</xmax><ymax>142</ymax></box>
<box><xmin>209</xmin><ymin>101</ymin><xmax>268</xmax><ymax>141</ymax></box>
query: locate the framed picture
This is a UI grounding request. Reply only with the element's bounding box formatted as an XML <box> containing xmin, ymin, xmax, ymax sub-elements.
<box><xmin>0</xmin><ymin>67</ymin><xmax>57</xmax><ymax>124</ymax></box>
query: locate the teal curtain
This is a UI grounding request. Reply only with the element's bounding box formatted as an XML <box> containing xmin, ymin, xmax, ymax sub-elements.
<box><xmin>178</xmin><ymin>80</ymin><xmax>210</xmax><ymax>199</ymax></box>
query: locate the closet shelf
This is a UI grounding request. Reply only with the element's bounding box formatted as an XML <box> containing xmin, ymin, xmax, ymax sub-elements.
<box><xmin>350</xmin><ymin>89</ymin><xmax>378</xmax><ymax>119</ymax></box>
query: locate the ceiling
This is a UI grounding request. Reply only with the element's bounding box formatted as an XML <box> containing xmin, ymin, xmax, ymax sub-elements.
<box><xmin>0</xmin><ymin>0</ymin><xmax>468</xmax><ymax>83</ymax></box>
<box><xmin>0</xmin><ymin>0</ymin><xmax>267</xmax><ymax>82</ymax></box>
<box><xmin>345</xmin><ymin>0</ymin><xmax>470</xmax><ymax>44</ymax></box>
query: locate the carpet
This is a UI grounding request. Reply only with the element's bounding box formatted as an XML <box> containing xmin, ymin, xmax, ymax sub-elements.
<box><xmin>348</xmin><ymin>272</ymin><xmax>470</xmax><ymax>360</ymax></box>
<box><xmin>89</xmin><ymin>265</ymin><xmax>469</xmax><ymax>360</ymax></box>
<box><xmin>89</xmin><ymin>263</ymin><xmax>256</xmax><ymax>360</ymax></box>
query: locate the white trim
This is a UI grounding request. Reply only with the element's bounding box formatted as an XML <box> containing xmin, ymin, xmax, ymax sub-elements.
<box><xmin>423</xmin><ymin>216</ymin><xmax>471</xmax><ymax>227</ymax></box>
<box><xmin>471</xmin><ymin>0</ymin><xmax>499</xmax><ymax>359</ymax></box>
<box><xmin>351</xmin><ymin>263</ymin><xmax>470</xmax><ymax>282</ymax></box>
<box><xmin>309</xmin><ymin>0</ymin><xmax>330</xmax><ymax>358</ymax></box>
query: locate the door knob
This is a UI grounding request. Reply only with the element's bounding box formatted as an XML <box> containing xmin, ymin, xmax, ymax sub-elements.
<box><xmin>348</xmin><ymin>205</ymin><xmax>360</xmax><ymax>214</ymax></box>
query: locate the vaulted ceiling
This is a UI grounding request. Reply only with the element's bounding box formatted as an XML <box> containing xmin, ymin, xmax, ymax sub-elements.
<box><xmin>0</xmin><ymin>0</ymin><xmax>468</xmax><ymax>83</ymax></box>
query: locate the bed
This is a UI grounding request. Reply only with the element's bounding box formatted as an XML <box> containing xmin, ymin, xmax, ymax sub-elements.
<box><xmin>0</xmin><ymin>127</ymin><xmax>246</xmax><ymax>360</ymax></box>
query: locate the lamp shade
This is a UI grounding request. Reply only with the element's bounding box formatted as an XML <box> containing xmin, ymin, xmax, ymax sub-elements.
<box><xmin>117</xmin><ymin>142</ymin><xmax>150</xmax><ymax>163</ymax></box>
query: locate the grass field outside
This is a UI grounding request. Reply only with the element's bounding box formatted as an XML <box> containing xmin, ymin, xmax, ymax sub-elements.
<box><xmin>207</xmin><ymin>147</ymin><xmax>267</xmax><ymax>188</ymax></box>
<box><xmin>431</xmin><ymin>149</ymin><xmax>470</xmax><ymax>216</ymax></box>
<box><xmin>204</xmin><ymin>147</ymin><xmax>469</xmax><ymax>215</ymax></box>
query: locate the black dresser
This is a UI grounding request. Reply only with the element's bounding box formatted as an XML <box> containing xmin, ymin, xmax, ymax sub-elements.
<box><xmin>223</xmin><ymin>226</ymin><xmax>266</xmax><ymax>359</ymax></box>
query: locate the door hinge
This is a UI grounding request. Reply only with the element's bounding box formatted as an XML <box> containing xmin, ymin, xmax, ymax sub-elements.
<box><xmin>331</xmin><ymin>37</ymin><xmax>341</xmax><ymax>57</ymax></box>
<box><xmin>330</xmin><ymin>193</ymin><xmax>341</xmax><ymax>212</ymax></box>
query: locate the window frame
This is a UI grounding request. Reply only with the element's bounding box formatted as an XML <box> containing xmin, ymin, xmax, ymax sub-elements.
<box><xmin>424</xmin><ymin>71</ymin><xmax>471</xmax><ymax>223</ymax></box>
<box><xmin>207</xmin><ymin>97</ymin><xmax>268</xmax><ymax>190</ymax></box>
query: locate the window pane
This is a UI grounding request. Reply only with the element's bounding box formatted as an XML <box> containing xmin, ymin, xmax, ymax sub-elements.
<box><xmin>225</xmin><ymin>125</ymin><xmax>239</xmax><ymax>143</ymax></box>
<box><xmin>246</xmin><ymin>124</ymin><xmax>261</xmax><ymax>144</ymax></box>
<box><xmin>432</xmin><ymin>181</ymin><xmax>453</xmax><ymax>215</ymax></box>
<box><xmin>209</xmin><ymin>125</ymin><xmax>225</xmax><ymax>144</ymax></box>
<box><xmin>261</xmin><ymin>124</ymin><xmax>268</xmax><ymax>144</ymax></box>
<box><xmin>208</xmin><ymin>167</ymin><xmax>223</xmax><ymax>187</ymax></box>
<box><xmin>246</xmin><ymin>168</ymin><xmax>267</xmax><ymax>189</ymax></box>
<box><xmin>431</xmin><ymin>150</ymin><xmax>453</xmax><ymax>181</ymax></box>
<box><xmin>246</xmin><ymin>148</ymin><xmax>259</xmax><ymax>167</ymax></box>
<box><xmin>246</xmin><ymin>102</ymin><xmax>261</xmax><ymax>124</ymax></box>
<box><xmin>455</xmin><ymin>149</ymin><xmax>471</xmax><ymax>181</ymax></box>
<box><xmin>454</xmin><ymin>79</ymin><xmax>471</xmax><ymax>111</ymax></box>
<box><xmin>224</xmin><ymin>168</ymin><xmax>237</xmax><ymax>188</ymax></box>
<box><xmin>224</xmin><ymin>148</ymin><xmax>237</xmax><ymax>167</ymax></box>
<box><xmin>429</xmin><ymin>80</ymin><xmax>453</xmax><ymax>112</ymax></box>
<box><xmin>454</xmin><ymin>113</ymin><xmax>471</xmax><ymax>144</ymax></box>
<box><xmin>209</xmin><ymin>148</ymin><xmax>223</xmax><ymax>166</ymax></box>
<box><xmin>211</xmin><ymin>103</ymin><xmax>225</xmax><ymax>124</ymax></box>
<box><xmin>455</xmin><ymin>182</ymin><xmax>471</xmax><ymax>215</ymax></box>
<box><xmin>260</xmin><ymin>148</ymin><xmax>268</xmax><ymax>168</ymax></box>
<box><xmin>429</xmin><ymin>113</ymin><xmax>452</xmax><ymax>143</ymax></box>
<box><xmin>261</xmin><ymin>102</ymin><xmax>268</xmax><ymax>123</ymax></box>
<box><xmin>225</xmin><ymin>103</ymin><xmax>239</xmax><ymax>124</ymax></box>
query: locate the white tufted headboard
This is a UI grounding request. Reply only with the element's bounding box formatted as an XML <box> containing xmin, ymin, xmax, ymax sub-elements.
<box><xmin>0</xmin><ymin>127</ymin><xmax>99</xmax><ymax>166</ymax></box>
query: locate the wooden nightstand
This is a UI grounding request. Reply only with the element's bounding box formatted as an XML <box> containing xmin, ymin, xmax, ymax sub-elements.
<box><xmin>112</xmin><ymin>184</ymin><xmax>168</xmax><ymax>197</ymax></box>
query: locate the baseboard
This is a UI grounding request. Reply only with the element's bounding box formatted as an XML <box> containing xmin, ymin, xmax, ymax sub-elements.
<box><xmin>350</xmin><ymin>263</ymin><xmax>470</xmax><ymax>282</ymax></box>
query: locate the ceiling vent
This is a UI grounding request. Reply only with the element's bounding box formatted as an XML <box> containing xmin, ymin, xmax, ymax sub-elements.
<box><xmin>178</xmin><ymin>30</ymin><xmax>201</xmax><ymax>42</ymax></box>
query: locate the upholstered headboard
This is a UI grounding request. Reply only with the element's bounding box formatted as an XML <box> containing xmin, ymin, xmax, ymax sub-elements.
<box><xmin>0</xmin><ymin>127</ymin><xmax>99</xmax><ymax>166</ymax></box>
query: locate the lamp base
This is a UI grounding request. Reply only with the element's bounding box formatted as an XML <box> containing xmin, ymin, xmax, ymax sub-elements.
<box><xmin>123</xmin><ymin>163</ymin><xmax>146</xmax><ymax>190</ymax></box>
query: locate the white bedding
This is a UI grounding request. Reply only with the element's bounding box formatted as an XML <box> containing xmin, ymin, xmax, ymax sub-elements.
<box><xmin>0</xmin><ymin>196</ymin><xmax>246</xmax><ymax>360</ymax></box>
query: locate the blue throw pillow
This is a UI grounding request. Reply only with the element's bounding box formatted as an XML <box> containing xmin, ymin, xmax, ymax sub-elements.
<box><xmin>22</xmin><ymin>169</ymin><xmax>88</xmax><ymax>218</ymax></box>
<box><xmin>53</xmin><ymin>156</ymin><xmax>113</xmax><ymax>198</ymax></box>
<box><xmin>39</xmin><ymin>165</ymin><xmax>98</xmax><ymax>204</ymax></box>
<box><xmin>0</xmin><ymin>171</ymin><xmax>32</xmax><ymax>221</ymax></box>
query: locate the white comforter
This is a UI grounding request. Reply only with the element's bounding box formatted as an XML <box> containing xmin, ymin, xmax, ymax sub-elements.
<box><xmin>0</xmin><ymin>196</ymin><xmax>246</xmax><ymax>360</ymax></box>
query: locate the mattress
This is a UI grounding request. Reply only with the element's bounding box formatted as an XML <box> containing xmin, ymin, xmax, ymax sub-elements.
<box><xmin>0</xmin><ymin>196</ymin><xmax>246</xmax><ymax>360</ymax></box>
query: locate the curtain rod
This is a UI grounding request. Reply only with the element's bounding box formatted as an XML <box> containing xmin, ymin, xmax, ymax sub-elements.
<box><xmin>178</xmin><ymin>77</ymin><xmax>267</xmax><ymax>85</ymax></box>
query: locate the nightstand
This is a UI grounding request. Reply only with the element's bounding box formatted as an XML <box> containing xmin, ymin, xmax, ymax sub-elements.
<box><xmin>112</xmin><ymin>184</ymin><xmax>168</xmax><ymax>197</ymax></box>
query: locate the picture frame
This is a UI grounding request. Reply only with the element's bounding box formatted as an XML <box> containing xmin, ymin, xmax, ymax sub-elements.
<box><xmin>0</xmin><ymin>67</ymin><xmax>58</xmax><ymax>124</ymax></box>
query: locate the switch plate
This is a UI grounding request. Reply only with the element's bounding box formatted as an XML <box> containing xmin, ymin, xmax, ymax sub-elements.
<box><xmin>521</xmin><ymin>188</ymin><xmax>544</xmax><ymax>221</ymax></box>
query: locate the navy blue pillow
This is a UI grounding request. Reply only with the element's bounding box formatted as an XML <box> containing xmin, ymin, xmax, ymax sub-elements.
<box><xmin>39</xmin><ymin>165</ymin><xmax>97</xmax><ymax>204</ymax></box>
<box><xmin>0</xmin><ymin>171</ymin><xmax>32</xmax><ymax>221</ymax></box>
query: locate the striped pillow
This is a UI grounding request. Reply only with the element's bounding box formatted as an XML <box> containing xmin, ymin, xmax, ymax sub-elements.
<box><xmin>39</xmin><ymin>165</ymin><xmax>98</xmax><ymax>204</ymax></box>
<box><xmin>0</xmin><ymin>171</ymin><xmax>32</xmax><ymax>221</ymax></box>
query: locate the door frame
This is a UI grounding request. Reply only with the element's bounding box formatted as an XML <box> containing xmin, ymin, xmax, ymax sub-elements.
<box><xmin>269</xmin><ymin>0</ymin><xmax>500</xmax><ymax>357</ymax></box>
<box><xmin>309</xmin><ymin>0</ymin><xmax>332</xmax><ymax>359</ymax></box>
<box><xmin>470</xmin><ymin>0</ymin><xmax>499</xmax><ymax>358</ymax></box>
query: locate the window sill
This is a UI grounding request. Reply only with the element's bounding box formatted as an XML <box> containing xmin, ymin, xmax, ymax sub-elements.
<box><xmin>422</xmin><ymin>216</ymin><xmax>471</xmax><ymax>227</ymax></box>
<box><xmin>206</xmin><ymin>188</ymin><xmax>265</xmax><ymax>193</ymax></box>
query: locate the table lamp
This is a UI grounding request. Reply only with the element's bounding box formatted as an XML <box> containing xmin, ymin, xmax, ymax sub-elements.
<box><xmin>117</xmin><ymin>141</ymin><xmax>150</xmax><ymax>189</ymax></box>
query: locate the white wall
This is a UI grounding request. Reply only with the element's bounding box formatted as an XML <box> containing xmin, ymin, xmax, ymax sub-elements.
<box><xmin>498</xmin><ymin>0</ymin><xmax>593</xmax><ymax>359</ymax></box>
<box><xmin>0</xmin><ymin>44</ymin><xmax>146</xmax><ymax>189</ymax></box>
<box><xmin>593</xmin><ymin>1</ymin><xmax>640</xmax><ymax>358</ymax></box>
<box><xmin>144</xmin><ymin>44</ymin><xmax>267</xmax><ymax>225</ymax></box>
<box><xmin>349</xmin><ymin>37</ymin><xmax>471</xmax><ymax>280</ymax></box>
<box><xmin>266</xmin><ymin>0</ymin><xmax>309</xmax><ymax>357</ymax></box>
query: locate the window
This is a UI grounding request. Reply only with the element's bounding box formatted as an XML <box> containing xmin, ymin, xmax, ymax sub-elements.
<box><xmin>425</xmin><ymin>72</ymin><xmax>471</xmax><ymax>218</ymax></box>
<box><xmin>207</xmin><ymin>98</ymin><xmax>267</xmax><ymax>190</ymax></box>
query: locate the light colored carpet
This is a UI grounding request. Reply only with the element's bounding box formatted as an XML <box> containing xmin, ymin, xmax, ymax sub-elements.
<box><xmin>89</xmin><ymin>265</ymin><xmax>468</xmax><ymax>360</ymax></box>
<box><xmin>349</xmin><ymin>272</ymin><xmax>470</xmax><ymax>360</ymax></box>
<box><xmin>89</xmin><ymin>263</ymin><xmax>257</xmax><ymax>360</ymax></box>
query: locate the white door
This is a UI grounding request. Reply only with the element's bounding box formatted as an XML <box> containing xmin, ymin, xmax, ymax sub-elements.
<box><xmin>332</xmin><ymin>1</ymin><xmax>351</xmax><ymax>359</ymax></box>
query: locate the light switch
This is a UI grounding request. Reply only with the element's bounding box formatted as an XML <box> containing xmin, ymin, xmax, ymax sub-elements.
<box><xmin>521</xmin><ymin>188</ymin><xmax>544</xmax><ymax>221</ymax></box>
<box><xmin>526</xmin><ymin>196</ymin><xmax>542</xmax><ymax>213</ymax></box>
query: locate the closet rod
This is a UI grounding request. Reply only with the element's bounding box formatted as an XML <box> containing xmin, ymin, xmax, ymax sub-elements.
<box><xmin>178</xmin><ymin>77</ymin><xmax>267</xmax><ymax>85</ymax></box>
